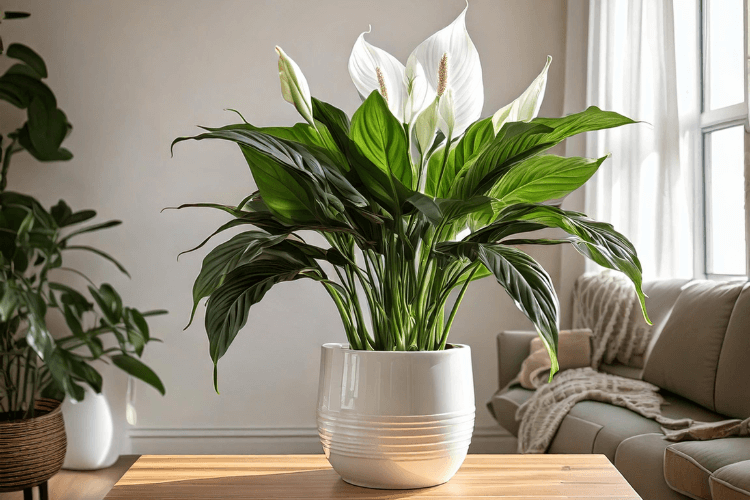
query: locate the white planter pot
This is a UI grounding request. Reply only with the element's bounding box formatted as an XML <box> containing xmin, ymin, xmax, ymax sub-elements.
<box><xmin>61</xmin><ymin>385</ymin><xmax>115</xmax><ymax>470</ymax></box>
<box><xmin>317</xmin><ymin>343</ymin><xmax>475</xmax><ymax>489</ymax></box>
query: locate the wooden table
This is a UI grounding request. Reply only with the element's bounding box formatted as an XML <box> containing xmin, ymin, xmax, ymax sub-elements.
<box><xmin>104</xmin><ymin>454</ymin><xmax>641</xmax><ymax>499</ymax></box>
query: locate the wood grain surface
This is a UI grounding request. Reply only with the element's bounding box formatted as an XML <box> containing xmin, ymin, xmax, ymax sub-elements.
<box><xmin>104</xmin><ymin>454</ymin><xmax>641</xmax><ymax>499</ymax></box>
<box><xmin>0</xmin><ymin>455</ymin><xmax>138</xmax><ymax>500</ymax></box>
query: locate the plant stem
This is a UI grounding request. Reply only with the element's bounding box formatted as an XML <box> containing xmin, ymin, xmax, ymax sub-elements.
<box><xmin>0</xmin><ymin>138</ymin><xmax>17</xmax><ymax>193</ymax></box>
<box><xmin>439</xmin><ymin>265</ymin><xmax>479</xmax><ymax>349</ymax></box>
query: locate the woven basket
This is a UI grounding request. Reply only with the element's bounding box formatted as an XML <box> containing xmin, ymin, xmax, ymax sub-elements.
<box><xmin>0</xmin><ymin>399</ymin><xmax>66</xmax><ymax>492</ymax></box>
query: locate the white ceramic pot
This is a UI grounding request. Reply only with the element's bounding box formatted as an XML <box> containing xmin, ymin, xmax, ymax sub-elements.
<box><xmin>317</xmin><ymin>343</ymin><xmax>475</xmax><ymax>489</ymax></box>
<box><xmin>61</xmin><ymin>385</ymin><xmax>115</xmax><ymax>470</ymax></box>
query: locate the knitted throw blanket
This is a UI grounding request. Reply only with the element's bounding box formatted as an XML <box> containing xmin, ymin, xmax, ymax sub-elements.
<box><xmin>516</xmin><ymin>368</ymin><xmax>750</xmax><ymax>453</ymax></box>
<box><xmin>573</xmin><ymin>271</ymin><xmax>652</xmax><ymax>368</ymax></box>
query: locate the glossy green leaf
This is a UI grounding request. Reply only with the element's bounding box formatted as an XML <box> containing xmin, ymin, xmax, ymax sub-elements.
<box><xmin>438</xmin><ymin>242</ymin><xmax>559</xmax><ymax>376</ymax></box>
<box><xmin>188</xmin><ymin>231</ymin><xmax>288</xmax><ymax>328</ymax></box>
<box><xmin>489</xmin><ymin>204</ymin><xmax>649</xmax><ymax>323</ymax></box>
<box><xmin>111</xmin><ymin>354</ymin><xmax>166</xmax><ymax>395</ymax></box>
<box><xmin>350</xmin><ymin>91</ymin><xmax>413</xmax><ymax>190</ymax></box>
<box><xmin>205</xmin><ymin>258</ymin><xmax>315</xmax><ymax>391</ymax></box>
<box><xmin>425</xmin><ymin>117</ymin><xmax>493</xmax><ymax>198</ymax></box>
<box><xmin>490</xmin><ymin>155</ymin><xmax>608</xmax><ymax>206</ymax></box>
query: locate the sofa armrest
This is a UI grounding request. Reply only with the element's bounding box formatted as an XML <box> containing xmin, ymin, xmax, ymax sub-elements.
<box><xmin>497</xmin><ymin>330</ymin><xmax>538</xmax><ymax>390</ymax></box>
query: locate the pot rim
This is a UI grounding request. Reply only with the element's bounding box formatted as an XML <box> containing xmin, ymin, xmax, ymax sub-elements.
<box><xmin>0</xmin><ymin>398</ymin><xmax>62</xmax><ymax>426</ymax></box>
<box><xmin>322</xmin><ymin>342</ymin><xmax>470</xmax><ymax>353</ymax></box>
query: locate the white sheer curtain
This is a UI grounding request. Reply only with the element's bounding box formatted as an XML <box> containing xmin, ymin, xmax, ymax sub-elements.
<box><xmin>585</xmin><ymin>0</ymin><xmax>699</xmax><ymax>279</ymax></box>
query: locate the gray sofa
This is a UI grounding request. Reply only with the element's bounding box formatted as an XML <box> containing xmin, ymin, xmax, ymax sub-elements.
<box><xmin>488</xmin><ymin>279</ymin><xmax>750</xmax><ymax>500</ymax></box>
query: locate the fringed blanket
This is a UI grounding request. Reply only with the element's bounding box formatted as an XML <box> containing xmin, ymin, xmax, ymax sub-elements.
<box><xmin>516</xmin><ymin>272</ymin><xmax>750</xmax><ymax>454</ymax></box>
<box><xmin>573</xmin><ymin>271</ymin><xmax>652</xmax><ymax>368</ymax></box>
<box><xmin>516</xmin><ymin>368</ymin><xmax>750</xmax><ymax>453</ymax></box>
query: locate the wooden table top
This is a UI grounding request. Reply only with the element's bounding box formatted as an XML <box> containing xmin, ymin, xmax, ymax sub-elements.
<box><xmin>104</xmin><ymin>454</ymin><xmax>641</xmax><ymax>499</ymax></box>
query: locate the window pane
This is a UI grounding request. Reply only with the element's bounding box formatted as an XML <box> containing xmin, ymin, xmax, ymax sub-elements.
<box><xmin>706</xmin><ymin>125</ymin><xmax>746</xmax><ymax>275</ymax></box>
<box><xmin>705</xmin><ymin>0</ymin><xmax>744</xmax><ymax>110</ymax></box>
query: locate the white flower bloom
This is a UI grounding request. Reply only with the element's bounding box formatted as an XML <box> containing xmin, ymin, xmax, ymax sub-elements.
<box><xmin>348</xmin><ymin>29</ymin><xmax>408</xmax><ymax>122</ymax></box>
<box><xmin>492</xmin><ymin>56</ymin><xmax>552</xmax><ymax>133</ymax></box>
<box><xmin>275</xmin><ymin>46</ymin><xmax>315</xmax><ymax>127</ymax></box>
<box><xmin>408</xmin><ymin>4</ymin><xmax>483</xmax><ymax>137</ymax></box>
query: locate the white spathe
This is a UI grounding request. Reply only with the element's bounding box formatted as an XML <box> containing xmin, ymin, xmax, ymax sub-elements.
<box><xmin>408</xmin><ymin>4</ymin><xmax>483</xmax><ymax>136</ymax></box>
<box><xmin>61</xmin><ymin>385</ymin><xmax>115</xmax><ymax>470</ymax></box>
<box><xmin>317</xmin><ymin>343</ymin><xmax>475</xmax><ymax>489</ymax></box>
<box><xmin>346</xmin><ymin>4</ymin><xmax>553</xmax><ymax>147</ymax></box>
<box><xmin>347</xmin><ymin>4</ymin><xmax>482</xmax><ymax>136</ymax></box>
<box><xmin>276</xmin><ymin>46</ymin><xmax>316</xmax><ymax>128</ymax></box>
<box><xmin>492</xmin><ymin>56</ymin><xmax>553</xmax><ymax>134</ymax></box>
<box><xmin>348</xmin><ymin>30</ymin><xmax>409</xmax><ymax>122</ymax></box>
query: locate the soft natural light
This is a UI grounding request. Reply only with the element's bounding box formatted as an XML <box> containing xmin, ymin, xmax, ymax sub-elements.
<box><xmin>707</xmin><ymin>125</ymin><xmax>746</xmax><ymax>275</ymax></box>
<box><xmin>706</xmin><ymin>0</ymin><xmax>745</xmax><ymax>110</ymax></box>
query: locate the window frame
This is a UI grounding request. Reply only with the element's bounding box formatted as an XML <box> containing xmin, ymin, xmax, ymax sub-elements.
<box><xmin>696</xmin><ymin>0</ymin><xmax>749</xmax><ymax>280</ymax></box>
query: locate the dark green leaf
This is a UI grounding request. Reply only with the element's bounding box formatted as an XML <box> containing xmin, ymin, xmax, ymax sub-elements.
<box><xmin>188</xmin><ymin>231</ymin><xmax>288</xmax><ymax>328</ymax></box>
<box><xmin>439</xmin><ymin>242</ymin><xmax>559</xmax><ymax>376</ymax></box>
<box><xmin>65</xmin><ymin>245</ymin><xmax>130</xmax><ymax>277</ymax></box>
<box><xmin>205</xmin><ymin>258</ymin><xmax>315</xmax><ymax>391</ymax></box>
<box><xmin>111</xmin><ymin>354</ymin><xmax>165</xmax><ymax>395</ymax></box>
<box><xmin>60</xmin><ymin>220</ymin><xmax>121</xmax><ymax>243</ymax></box>
<box><xmin>6</xmin><ymin>44</ymin><xmax>47</xmax><ymax>79</ymax></box>
<box><xmin>2</xmin><ymin>12</ymin><xmax>31</xmax><ymax>19</ymax></box>
<box><xmin>70</xmin><ymin>359</ymin><xmax>103</xmax><ymax>393</ymax></box>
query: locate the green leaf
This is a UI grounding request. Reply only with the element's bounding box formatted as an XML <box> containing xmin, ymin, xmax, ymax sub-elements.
<box><xmin>188</xmin><ymin>231</ymin><xmax>288</xmax><ymax>328</ymax></box>
<box><xmin>451</xmin><ymin>107</ymin><xmax>636</xmax><ymax>201</ymax></box>
<box><xmin>425</xmin><ymin>117</ymin><xmax>494</xmax><ymax>198</ymax></box>
<box><xmin>2</xmin><ymin>12</ymin><xmax>31</xmax><ymax>20</ymax></box>
<box><xmin>173</xmin><ymin>128</ymin><xmax>350</xmax><ymax>225</ymax></box>
<box><xmin>63</xmin><ymin>304</ymin><xmax>84</xmax><ymax>337</ymax></box>
<box><xmin>60</xmin><ymin>219</ymin><xmax>122</xmax><ymax>243</ymax></box>
<box><xmin>111</xmin><ymin>354</ymin><xmax>166</xmax><ymax>395</ymax></box>
<box><xmin>65</xmin><ymin>245</ymin><xmax>130</xmax><ymax>277</ymax></box>
<box><xmin>88</xmin><ymin>284</ymin><xmax>121</xmax><ymax>325</ymax></box>
<box><xmin>490</xmin><ymin>204</ymin><xmax>650</xmax><ymax>323</ymax></box>
<box><xmin>28</xmin><ymin>97</ymin><xmax>69</xmax><ymax>158</ymax></box>
<box><xmin>490</xmin><ymin>155</ymin><xmax>608</xmax><ymax>206</ymax></box>
<box><xmin>6</xmin><ymin>44</ymin><xmax>47</xmax><ymax>79</ymax></box>
<box><xmin>0</xmin><ymin>285</ymin><xmax>18</xmax><ymax>321</ymax></box>
<box><xmin>205</xmin><ymin>258</ymin><xmax>314</xmax><ymax>391</ymax></box>
<box><xmin>69</xmin><ymin>359</ymin><xmax>103</xmax><ymax>393</ymax></box>
<box><xmin>451</xmin><ymin>121</ymin><xmax>555</xmax><ymax>200</ymax></box>
<box><xmin>49</xmin><ymin>282</ymin><xmax>94</xmax><ymax>316</ymax></box>
<box><xmin>440</xmin><ymin>242</ymin><xmax>560</xmax><ymax>376</ymax></box>
<box><xmin>350</xmin><ymin>91</ymin><xmax>412</xmax><ymax>190</ymax></box>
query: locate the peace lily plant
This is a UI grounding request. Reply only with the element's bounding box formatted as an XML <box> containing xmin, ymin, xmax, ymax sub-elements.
<box><xmin>173</xmin><ymin>5</ymin><xmax>649</xmax><ymax>391</ymax></box>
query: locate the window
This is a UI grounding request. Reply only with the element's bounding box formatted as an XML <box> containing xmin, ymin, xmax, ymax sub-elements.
<box><xmin>700</xmin><ymin>0</ymin><xmax>747</xmax><ymax>277</ymax></box>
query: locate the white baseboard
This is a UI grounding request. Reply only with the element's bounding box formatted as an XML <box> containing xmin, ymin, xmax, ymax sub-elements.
<box><xmin>129</xmin><ymin>425</ymin><xmax>517</xmax><ymax>455</ymax></box>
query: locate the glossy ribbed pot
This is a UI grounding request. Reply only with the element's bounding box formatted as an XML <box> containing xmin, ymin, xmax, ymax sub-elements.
<box><xmin>316</xmin><ymin>343</ymin><xmax>475</xmax><ymax>489</ymax></box>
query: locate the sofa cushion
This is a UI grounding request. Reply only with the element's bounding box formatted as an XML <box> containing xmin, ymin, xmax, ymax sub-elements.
<box><xmin>566</xmin><ymin>401</ymin><xmax>662</xmax><ymax>461</ymax></box>
<box><xmin>487</xmin><ymin>386</ymin><xmax>533</xmax><ymax>436</ymax></box>
<box><xmin>643</xmin><ymin>281</ymin><xmax>744</xmax><ymax>410</ymax></box>
<box><xmin>714</xmin><ymin>283</ymin><xmax>750</xmax><ymax>419</ymax></box>
<box><xmin>664</xmin><ymin>438</ymin><xmax>750</xmax><ymax>500</ymax></box>
<box><xmin>711</xmin><ymin>460</ymin><xmax>750</xmax><ymax>500</ymax></box>
<box><xmin>640</xmin><ymin>279</ymin><xmax>692</xmax><ymax>365</ymax></box>
<box><xmin>615</xmin><ymin>433</ymin><xmax>694</xmax><ymax>500</ymax></box>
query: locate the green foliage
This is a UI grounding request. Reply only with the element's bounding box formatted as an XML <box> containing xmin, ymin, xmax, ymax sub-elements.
<box><xmin>173</xmin><ymin>91</ymin><xmax>648</xmax><ymax>391</ymax></box>
<box><xmin>0</xmin><ymin>17</ymin><xmax>165</xmax><ymax>419</ymax></box>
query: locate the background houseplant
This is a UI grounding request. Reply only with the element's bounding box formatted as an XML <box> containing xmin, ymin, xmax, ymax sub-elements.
<box><xmin>0</xmin><ymin>9</ymin><xmax>165</xmax><ymax>489</ymax></box>
<box><xmin>173</xmin><ymin>5</ymin><xmax>649</xmax><ymax>488</ymax></box>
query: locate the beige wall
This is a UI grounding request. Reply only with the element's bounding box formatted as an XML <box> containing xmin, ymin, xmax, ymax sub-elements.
<box><xmin>1</xmin><ymin>0</ymin><xmax>570</xmax><ymax>453</ymax></box>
